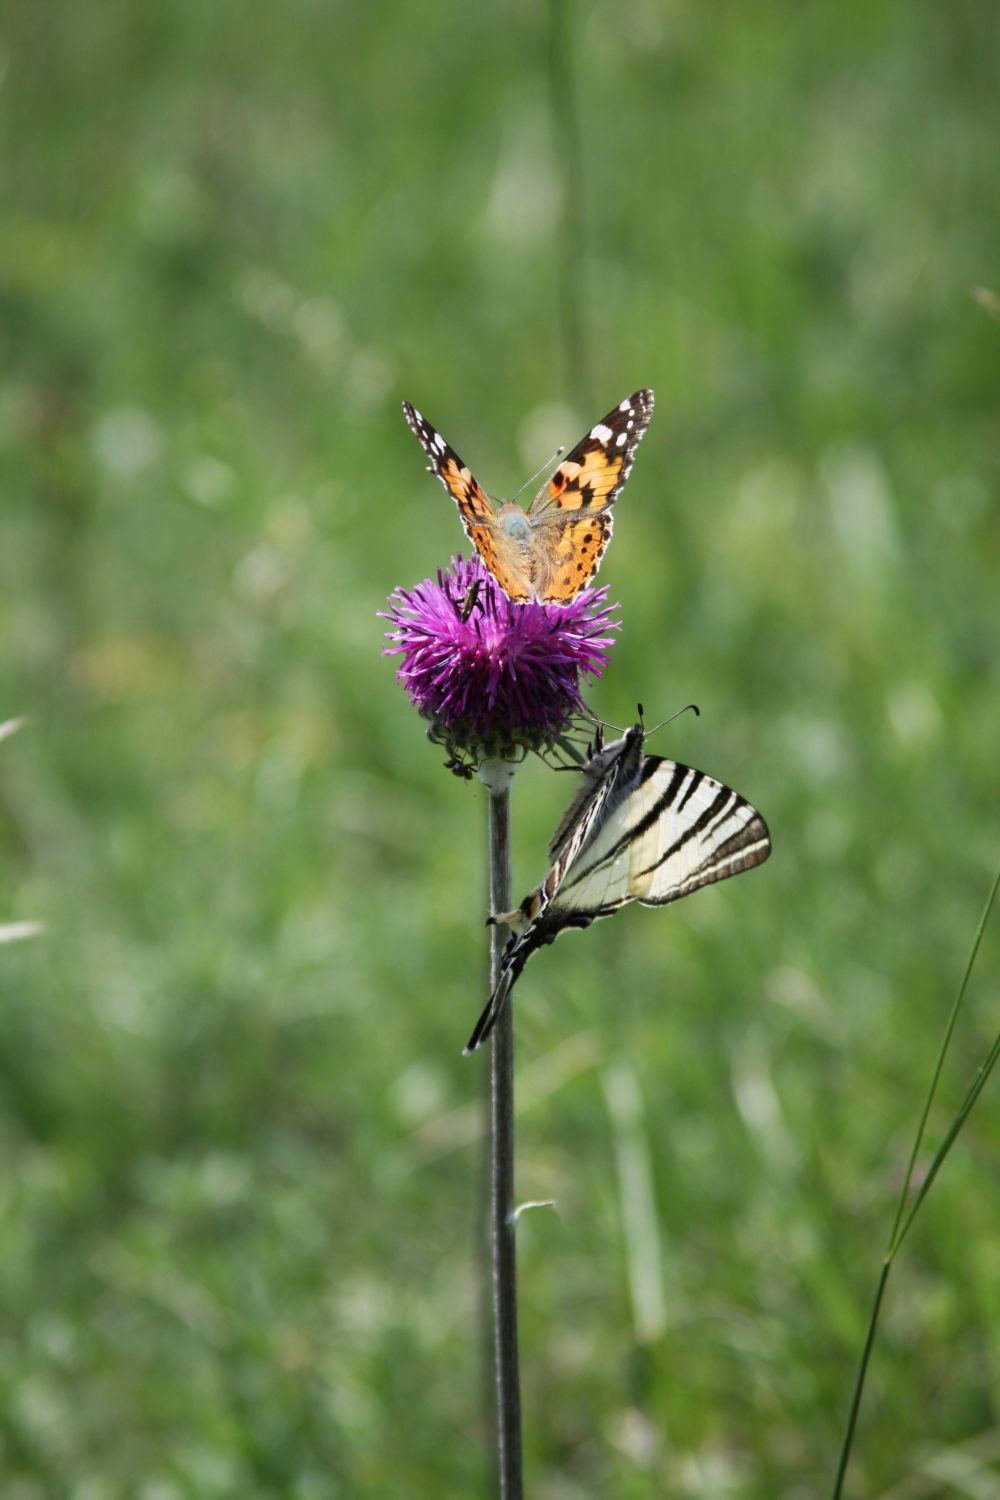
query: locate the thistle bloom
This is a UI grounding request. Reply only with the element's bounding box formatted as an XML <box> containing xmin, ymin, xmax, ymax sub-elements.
<box><xmin>381</xmin><ymin>555</ymin><xmax>619</xmax><ymax>764</ymax></box>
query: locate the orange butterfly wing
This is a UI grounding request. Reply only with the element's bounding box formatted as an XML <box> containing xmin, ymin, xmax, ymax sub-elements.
<box><xmin>528</xmin><ymin>389</ymin><xmax>654</xmax><ymax>602</ymax></box>
<box><xmin>402</xmin><ymin>401</ymin><xmax>532</xmax><ymax>601</ymax></box>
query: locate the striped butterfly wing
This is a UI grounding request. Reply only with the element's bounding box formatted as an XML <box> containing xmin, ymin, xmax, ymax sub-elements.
<box><xmin>545</xmin><ymin>728</ymin><xmax>644</xmax><ymax>865</ymax></box>
<box><xmin>497</xmin><ymin>729</ymin><xmax>645</xmax><ymax>939</ymax></box>
<box><xmin>463</xmin><ymin>730</ymin><xmax>642</xmax><ymax>1054</ymax></box>
<box><xmin>463</xmin><ymin>746</ymin><xmax>770</xmax><ymax>1053</ymax></box>
<box><xmin>554</xmin><ymin>755</ymin><xmax>771</xmax><ymax>919</ymax></box>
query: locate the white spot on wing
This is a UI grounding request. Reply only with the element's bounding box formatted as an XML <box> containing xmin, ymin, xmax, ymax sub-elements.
<box><xmin>616</xmin><ymin>432</ymin><xmax>627</xmax><ymax>446</ymax></box>
<box><xmin>590</xmin><ymin>422</ymin><xmax>613</xmax><ymax>443</ymax></box>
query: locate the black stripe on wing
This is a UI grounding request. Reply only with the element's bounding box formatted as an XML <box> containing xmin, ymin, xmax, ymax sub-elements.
<box><xmin>635</xmin><ymin>806</ymin><xmax>771</xmax><ymax>905</ymax></box>
<box><xmin>559</xmin><ymin>758</ymin><xmax>693</xmax><ymax>893</ymax></box>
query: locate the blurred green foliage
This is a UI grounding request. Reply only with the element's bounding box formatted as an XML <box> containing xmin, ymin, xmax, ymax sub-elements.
<box><xmin>2</xmin><ymin>1</ymin><xmax>1000</xmax><ymax>1496</ymax></box>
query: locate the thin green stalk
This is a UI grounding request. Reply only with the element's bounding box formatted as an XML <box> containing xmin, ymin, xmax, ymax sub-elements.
<box><xmin>895</xmin><ymin>1014</ymin><xmax>1000</xmax><ymax>1251</ymax></box>
<box><xmin>488</xmin><ymin>785</ymin><xmax>523</xmax><ymax>1500</ymax></box>
<box><xmin>830</xmin><ymin>1261</ymin><xmax>892</xmax><ymax>1500</ymax></box>
<box><xmin>831</xmin><ymin>862</ymin><xmax>1000</xmax><ymax>1500</ymax></box>
<box><xmin>886</xmin><ymin>864</ymin><xmax>1000</xmax><ymax>1253</ymax></box>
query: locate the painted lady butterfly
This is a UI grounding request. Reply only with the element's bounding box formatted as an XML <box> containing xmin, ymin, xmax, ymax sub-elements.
<box><xmin>402</xmin><ymin>390</ymin><xmax>654</xmax><ymax>604</ymax></box>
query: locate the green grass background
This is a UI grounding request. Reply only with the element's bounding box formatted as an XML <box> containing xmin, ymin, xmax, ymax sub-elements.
<box><xmin>3</xmin><ymin>2</ymin><xmax>1000</xmax><ymax>1496</ymax></box>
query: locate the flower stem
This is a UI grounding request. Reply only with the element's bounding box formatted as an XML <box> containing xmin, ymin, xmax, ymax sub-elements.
<box><xmin>487</xmin><ymin>783</ymin><xmax>523</xmax><ymax>1500</ymax></box>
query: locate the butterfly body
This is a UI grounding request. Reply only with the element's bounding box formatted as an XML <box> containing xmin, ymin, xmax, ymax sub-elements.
<box><xmin>403</xmin><ymin>390</ymin><xmax>654</xmax><ymax>604</ymax></box>
<box><xmin>465</xmin><ymin>724</ymin><xmax>771</xmax><ymax>1053</ymax></box>
<box><xmin>498</xmin><ymin>507</ymin><xmax>532</xmax><ymax>542</ymax></box>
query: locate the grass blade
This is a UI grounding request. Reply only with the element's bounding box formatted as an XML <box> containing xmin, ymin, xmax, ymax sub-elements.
<box><xmin>887</xmin><ymin>863</ymin><xmax>1000</xmax><ymax>1254</ymax></box>
<box><xmin>832</xmin><ymin>861</ymin><xmax>1000</xmax><ymax>1499</ymax></box>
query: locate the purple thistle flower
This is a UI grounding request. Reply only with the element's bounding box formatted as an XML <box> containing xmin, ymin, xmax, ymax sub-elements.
<box><xmin>380</xmin><ymin>555</ymin><xmax>620</xmax><ymax>764</ymax></box>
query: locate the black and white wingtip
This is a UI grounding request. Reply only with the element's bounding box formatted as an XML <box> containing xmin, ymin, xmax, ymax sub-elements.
<box><xmin>463</xmin><ymin>974</ymin><xmax>513</xmax><ymax>1055</ymax></box>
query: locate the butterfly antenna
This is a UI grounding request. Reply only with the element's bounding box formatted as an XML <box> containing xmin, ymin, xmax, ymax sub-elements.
<box><xmin>644</xmin><ymin>703</ymin><xmax>701</xmax><ymax>739</ymax></box>
<box><xmin>508</xmin><ymin>444</ymin><xmax>566</xmax><ymax>503</ymax></box>
<box><xmin>590</xmin><ymin>713</ymin><xmax>628</xmax><ymax>737</ymax></box>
